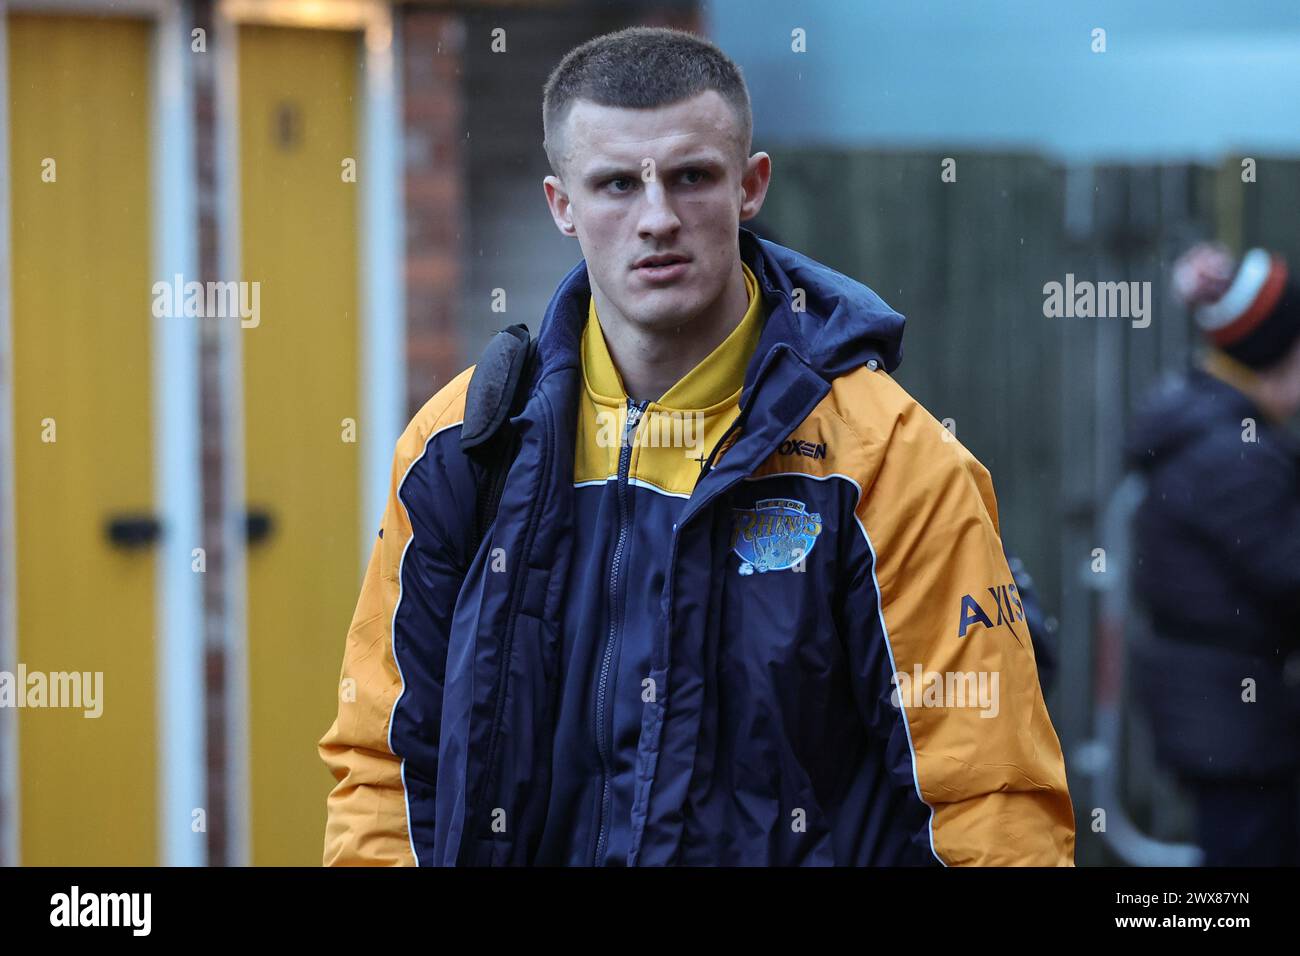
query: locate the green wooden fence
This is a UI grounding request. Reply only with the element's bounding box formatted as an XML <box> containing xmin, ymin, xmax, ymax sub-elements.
<box><xmin>759</xmin><ymin>150</ymin><xmax>1300</xmax><ymax>863</ymax></box>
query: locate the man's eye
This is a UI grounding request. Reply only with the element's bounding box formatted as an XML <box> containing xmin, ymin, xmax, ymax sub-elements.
<box><xmin>681</xmin><ymin>169</ymin><xmax>708</xmax><ymax>185</ymax></box>
<box><xmin>607</xmin><ymin>177</ymin><xmax>635</xmax><ymax>193</ymax></box>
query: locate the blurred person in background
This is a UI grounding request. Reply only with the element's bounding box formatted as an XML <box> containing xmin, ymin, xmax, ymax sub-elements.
<box><xmin>1126</xmin><ymin>242</ymin><xmax>1300</xmax><ymax>866</ymax></box>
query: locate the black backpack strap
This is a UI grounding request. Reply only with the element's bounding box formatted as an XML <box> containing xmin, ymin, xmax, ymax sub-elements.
<box><xmin>460</xmin><ymin>323</ymin><xmax>537</xmax><ymax>554</ymax></box>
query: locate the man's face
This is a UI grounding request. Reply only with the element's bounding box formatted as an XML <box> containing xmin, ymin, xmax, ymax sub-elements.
<box><xmin>543</xmin><ymin>90</ymin><xmax>770</xmax><ymax>332</ymax></box>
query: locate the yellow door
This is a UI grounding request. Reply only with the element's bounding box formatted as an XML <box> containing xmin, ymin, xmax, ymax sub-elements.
<box><xmin>7</xmin><ymin>13</ymin><xmax>157</xmax><ymax>865</ymax></box>
<box><xmin>237</xmin><ymin>25</ymin><xmax>362</xmax><ymax>865</ymax></box>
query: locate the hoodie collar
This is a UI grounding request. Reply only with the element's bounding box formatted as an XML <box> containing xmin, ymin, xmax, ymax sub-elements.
<box><xmin>737</xmin><ymin>226</ymin><xmax>904</xmax><ymax>389</ymax></box>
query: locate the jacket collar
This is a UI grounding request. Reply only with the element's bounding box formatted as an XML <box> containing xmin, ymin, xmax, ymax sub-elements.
<box><xmin>532</xmin><ymin>225</ymin><xmax>906</xmax><ymax>391</ymax></box>
<box><xmin>522</xmin><ymin>227</ymin><xmax>907</xmax><ymax>505</ymax></box>
<box><xmin>581</xmin><ymin>260</ymin><xmax>764</xmax><ymax>411</ymax></box>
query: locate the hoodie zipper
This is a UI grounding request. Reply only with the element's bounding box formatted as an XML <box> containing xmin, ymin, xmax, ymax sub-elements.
<box><xmin>593</xmin><ymin>397</ymin><xmax>646</xmax><ymax>865</ymax></box>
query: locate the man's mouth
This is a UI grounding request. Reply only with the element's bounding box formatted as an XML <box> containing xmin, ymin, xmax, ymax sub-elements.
<box><xmin>634</xmin><ymin>253</ymin><xmax>690</xmax><ymax>268</ymax></box>
<box><xmin>633</xmin><ymin>254</ymin><xmax>692</xmax><ymax>283</ymax></box>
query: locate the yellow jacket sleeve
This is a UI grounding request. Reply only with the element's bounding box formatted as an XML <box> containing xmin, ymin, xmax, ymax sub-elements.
<box><xmin>857</xmin><ymin>390</ymin><xmax>1076</xmax><ymax>866</ymax></box>
<box><xmin>318</xmin><ymin>370</ymin><xmax>473</xmax><ymax>866</ymax></box>
<box><xmin>318</xmin><ymin>464</ymin><xmax>417</xmax><ymax>866</ymax></box>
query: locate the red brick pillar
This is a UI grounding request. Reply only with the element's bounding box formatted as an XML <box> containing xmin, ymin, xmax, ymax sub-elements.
<box><xmin>401</xmin><ymin>8</ymin><xmax>469</xmax><ymax>417</ymax></box>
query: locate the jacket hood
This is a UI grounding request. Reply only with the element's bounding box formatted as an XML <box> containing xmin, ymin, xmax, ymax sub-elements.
<box><xmin>1123</xmin><ymin>366</ymin><xmax>1260</xmax><ymax>471</ymax></box>
<box><xmin>532</xmin><ymin>225</ymin><xmax>905</xmax><ymax>389</ymax></box>
<box><xmin>739</xmin><ymin>226</ymin><xmax>905</xmax><ymax>381</ymax></box>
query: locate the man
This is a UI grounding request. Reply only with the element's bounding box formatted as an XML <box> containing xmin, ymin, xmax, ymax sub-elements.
<box><xmin>319</xmin><ymin>26</ymin><xmax>1073</xmax><ymax>866</ymax></box>
<box><xmin>1127</xmin><ymin>242</ymin><xmax>1300</xmax><ymax>866</ymax></box>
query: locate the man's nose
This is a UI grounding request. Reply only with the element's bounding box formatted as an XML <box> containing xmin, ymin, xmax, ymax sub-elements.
<box><xmin>637</xmin><ymin>179</ymin><xmax>681</xmax><ymax>238</ymax></box>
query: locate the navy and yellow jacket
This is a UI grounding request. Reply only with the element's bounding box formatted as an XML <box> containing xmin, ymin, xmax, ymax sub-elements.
<box><xmin>319</xmin><ymin>227</ymin><xmax>1075</xmax><ymax>866</ymax></box>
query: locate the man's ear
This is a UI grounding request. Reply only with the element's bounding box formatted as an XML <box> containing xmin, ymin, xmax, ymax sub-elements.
<box><xmin>739</xmin><ymin>151</ymin><xmax>772</xmax><ymax>223</ymax></box>
<box><xmin>543</xmin><ymin>175</ymin><xmax>578</xmax><ymax>237</ymax></box>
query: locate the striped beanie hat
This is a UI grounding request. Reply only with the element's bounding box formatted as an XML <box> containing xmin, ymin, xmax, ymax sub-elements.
<box><xmin>1195</xmin><ymin>248</ymin><xmax>1300</xmax><ymax>369</ymax></box>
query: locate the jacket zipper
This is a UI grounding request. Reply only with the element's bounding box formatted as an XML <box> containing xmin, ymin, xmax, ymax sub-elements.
<box><xmin>593</xmin><ymin>397</ymin><xmax>645</xmax><ymax>865</ymax></box>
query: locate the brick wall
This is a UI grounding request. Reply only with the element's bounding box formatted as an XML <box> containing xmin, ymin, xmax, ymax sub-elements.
<box><xmin>401</xmin><ymin>7</ymin><xmax>469</xmax><ymax>417</ymax></box>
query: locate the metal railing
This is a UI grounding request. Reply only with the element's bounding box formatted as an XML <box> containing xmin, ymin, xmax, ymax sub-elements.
<box><xmin>1076</xmin><ymin>472</ymin><xmax>1203</xmax><ymax>867</ymax></box>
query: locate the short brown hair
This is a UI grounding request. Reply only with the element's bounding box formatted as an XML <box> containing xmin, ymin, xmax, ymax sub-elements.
<box><xmin>542</xmin><ymin>26</ymin><xmax>753</xmax><ymax>177</ymax></box>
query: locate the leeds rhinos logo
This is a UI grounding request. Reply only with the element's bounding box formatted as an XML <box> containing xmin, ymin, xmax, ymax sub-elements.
<box><xmin>730</xmin><ymin>498</ymin><xmax>823</xmax><ymax>575</ymax></box>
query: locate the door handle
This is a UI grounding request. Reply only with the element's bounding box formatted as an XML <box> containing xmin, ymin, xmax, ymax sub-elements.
<box><xmin>105</xmin><ymin>513</ymin><xmax>162</xmax><ymax>549</ymax></box>
<box><xmin>246</xmin><ymin>508</ymin><xmax>275</xmax><ymax>546</ymax></box>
